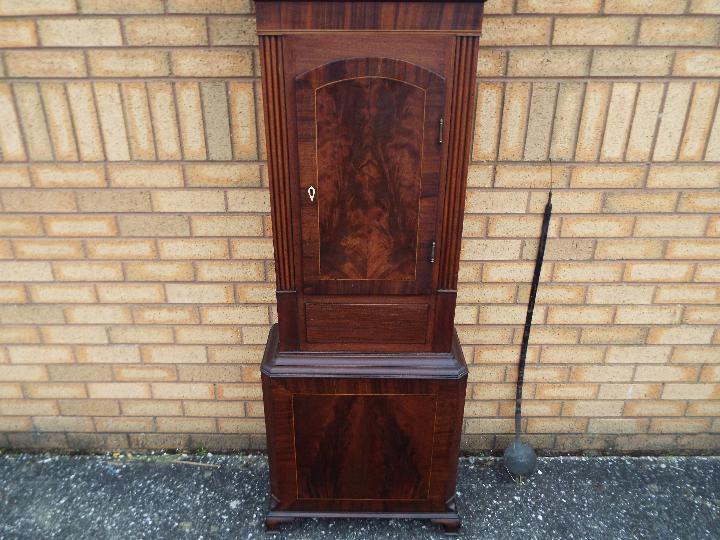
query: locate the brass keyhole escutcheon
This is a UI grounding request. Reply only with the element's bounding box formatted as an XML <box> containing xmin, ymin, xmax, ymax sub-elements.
<box><xmin>308</xmin><ymin>185</ymin><xmax>316</xmax><ymax>202</ymax></box>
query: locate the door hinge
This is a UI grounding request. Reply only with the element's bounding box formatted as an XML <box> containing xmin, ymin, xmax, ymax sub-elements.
<box><xmin>430</xmin><ymin>241</ymin><xmax>436</xmax><ymax>263</ymax></box>
<box><xmin>438</xmin><ymin>118</ymin><xmax>444</xmax><ymax>144</ymax></box>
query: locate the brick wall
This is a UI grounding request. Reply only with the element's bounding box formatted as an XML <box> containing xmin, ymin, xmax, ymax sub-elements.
<box><xmin>0</xmin><ymin>0</ymin><xmax>718</xmax><ymax>453</ymax></box>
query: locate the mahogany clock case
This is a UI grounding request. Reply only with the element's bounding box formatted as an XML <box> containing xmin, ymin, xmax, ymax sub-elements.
<box><xmin>255</xmin><ymin>0</ymin><xmax>484</xmax><ymax>532</ymax></box>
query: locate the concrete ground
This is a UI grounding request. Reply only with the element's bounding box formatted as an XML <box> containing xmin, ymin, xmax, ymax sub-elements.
<box><xmin>0</xmin><ymin>452</ymin><xmax>718</xmax><ymax>539</ymax></box>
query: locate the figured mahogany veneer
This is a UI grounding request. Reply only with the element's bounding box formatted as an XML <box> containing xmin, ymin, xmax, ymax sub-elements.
<box><xmin>256</xmin><ymin>1</ymin><xmax>483</xmax><ymax>533</ymax></box>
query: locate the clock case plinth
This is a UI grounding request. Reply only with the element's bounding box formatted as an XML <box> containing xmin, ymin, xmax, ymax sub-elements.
<box><xmin>255</xmin><ymin>1</ymin><xmax>483</xmax><ymax>533</ymax></box>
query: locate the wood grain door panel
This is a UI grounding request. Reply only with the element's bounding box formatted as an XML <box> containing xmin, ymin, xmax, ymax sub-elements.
<box><xmin>296</xmin><ymin>57</ymin><xmax>445</xmax><ymax>296</ymax></box>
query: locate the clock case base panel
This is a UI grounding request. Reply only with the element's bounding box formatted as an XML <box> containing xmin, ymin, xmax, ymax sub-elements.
<box><xmin>261</xmin><ymin>324</ymin><xmax>468</xmax><ymax>529</ymax></box>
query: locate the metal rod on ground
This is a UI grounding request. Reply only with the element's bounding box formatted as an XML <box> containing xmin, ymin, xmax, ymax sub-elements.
<box><xmin>504</xmin><ymin>189</ymin><xmax>552</xmax><ymax>478</ymax></box>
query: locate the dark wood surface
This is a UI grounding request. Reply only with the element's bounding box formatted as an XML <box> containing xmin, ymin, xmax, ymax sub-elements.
<box><xmin>255</xmin><ymin>0</ymin><xmax>485</xmax><ymax>33</ymax></box>
<box><xmin>257</xmin><ymin>1</ymin><xmax>481</xmax><ymax>531</ymax></box>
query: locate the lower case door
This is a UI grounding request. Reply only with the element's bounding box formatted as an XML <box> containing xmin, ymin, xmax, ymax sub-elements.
<box><xmin>263</xmin><ymin>374</ymin><xmax>466</xmax><ymax>514</ymax></box>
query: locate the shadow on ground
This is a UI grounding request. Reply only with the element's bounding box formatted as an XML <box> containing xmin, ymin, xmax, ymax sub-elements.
<box><xmin>0</xmin><ymin>453</ymin><xmax>718</xmax><ymax>539</ymax></box>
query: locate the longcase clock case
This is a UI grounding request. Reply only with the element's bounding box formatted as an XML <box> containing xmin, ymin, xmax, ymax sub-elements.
<box><xmin>256</xmin><ymin>1</ymin><xmax>483</xmax><ymax>532</ymax></box>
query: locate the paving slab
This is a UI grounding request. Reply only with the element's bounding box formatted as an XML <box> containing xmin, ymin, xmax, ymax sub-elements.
<box><xmin>0</xmin><ymin>453</ymin><xmax>718</xmax><ymax>539</ymax></box>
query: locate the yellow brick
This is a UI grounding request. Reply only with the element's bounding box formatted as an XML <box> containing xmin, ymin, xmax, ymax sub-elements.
<box><xmin>694</xmin><ymin>263</ymin><xmax>720</xmax><ymax>281</ymax></box>
<box><xmin>550</xmin><ymin>82</ymin><xmax>584</xmax><ymax>161</ymax></box>
<box><xmin>0</xmin><ymin>0</ymin><xmax>76</xmax><ymax>15</ymax></box>
<box><xmin>497</xmin><ymin>82</ymin><xmax>530</xmax><ymax>160</ymax></box>
<box><xmin>561</xmin><ymin>216</ymin><xmax>633</xmax><ymax>238</ymax></box>
<box><xmin>0</xmin><ymin>285</ymin><xmax>27</xmax><ymax>304</ymax></box>
<box><xmin>624</xmin><ymin>400</ymin><xmax>686</xmax><ymax>417</ymax></box>
<box><xmin>86</xmin><ymin>239</ymin><xmax>157</xmax><ymax>259</ymax></box>
<box><xmin>678</xmin><ymin>191</ymin><xmax>720</xmax><ymax>213</ymax></box>
<box><xmin>700</xmin><ymin>366</ymin><xmax>720</xmax><ymax>382</ymax></box>
<box><xmin>108</xmin><ymin>326</ymin><xmax>174</xmax><ymax>344</ymax></box>
<box><xmin>640</xmin><ymin>17</ymin><xmax>719</xmax><ymax>46</ymax></box>
<box><xmin>460</xmin><ymin>239</ymin><xmax>522</xmax><ymax>261</ymax></box>
<box><xmin>527</xmin><ymin>418</ymin><xmax>587</xmax><ymax>434</ymax></box>
<box><xmin>171</xmin><ymin>49</ymin><xmax>252</xmax><ymax>77</ymax></box>
<box><xmin>125</xmin><ymin>262</ymin><xmax>193</xmax><ymax>282</ymax></box>
<box><xmin>547</xmin><ymin>306</ymin><xmax>614</xmax><ymax>325</ymax></box>
<box><xmin>690</xmin><ymin>0</ymin><xmax>720</xmax><ymax>13</ymax></box>
<box><xmin>195</xmin><ymin>261</ymin><xmax>265</xmax><ymax>282</ymax></box>
<box><xmin>79</xmin><ymin>0</ymin><xmax>164</xmax><ymax>13</ymax></box>
<box><xmin>95</xmin><ymin>417</ymin><xmax>154</xmax><ymax>432</ymax></box>
<box><xmin>605</xmin><ymin>346</ymin><xmax>671</xmax><ymax>364</ymax></box>
<box><xmin>465</xmin><ymin>418</ymin><xmax>514</xmax><ymax>434</ymax></box>
<box><xmin>14</xmin><ymin>83</ymin><xmax>52</xmax><ymax>160</ymax></box>
<box><xmin>174</xmin><ymin>82</ymin><xmax>206</xmax><ymax>160</ymax></box>
<box><xmin>680</xmin><ymin>83</ymin><xmax>719</xmax><ymax>161</ymax></box>
<box><xmin>241</xmin><ymin>326</ymin><xmax>271</xmax><ymax>345</ymax></box>
<box><xmin>200</xmin><ymin>306</ymin><xmax>269</xmax><ymax>325</ymax></box>
<box><xmin>118</xmin><ymin>215</ymin><xmax>189</xmax><ymax>237</ymax></box>
<box><xmin>167</xmin><ymin>0</ymin><xmax>253</xmax><ymax>13</ymax></box>
<box><xmin>165</xmin><ymin>284</ymin><xmax>234</xmax><ymax>304</ymax></box>
<box><xmin>0</xmin><ymin>399</ymin><xmax>58</xmax><ymax>416</ymax></box>
<box><xmin>480</xmin><ymin>17</ymin><xmax>551</xmax><ymax>46</ymax></box>
<box><xmin>88</xmin><ymin>383</ymin><xmax>150</xmax><ymax>399</ymax></box>
<box><xmin>186</xmin><ymin>400</ymin><xmax>246</xmax><ymax>418</ymax></box>
<box><xmin>94</xmin><ymin>82</ymin><xmax>130</xmax><ymax>161</ymax></box>
<box><xmin>571</xmin><ymin>165</ymin><xmax>644</xmax><ymax>188</ymax></box>
<box><xmin>455</xmin><ymin>305</ymin><xmax>479</xmax><ymax>325</ymax></box>
<box><xmin>5</xmin><ymin>51</ymin><xmax>86</xmax><ymax>77</ymax></box>
<box><xmin>662</xmin><ymin>383</ymin><xmax>719</xmax><ymax>400</ymax></box>
<box><xmin>517</xmin><ymin>0</ymin><xmax>601</xmax><ymax>12</ymax></box>
<box><xmin>124</xmin><ymin>16</ymin><xmax>207</xmax><ymax>46</ymax></box>
<box><xmin>624</xmin><ymin>263</ymin><xmax>694</xmax><ymax>282</ymax></box>
<box><xmin>152</xmin><ymin>383</ymin><xmax>213</xmax><ymax>400</ymax></box>
<box><xmin>607</xmin><ymin>192</ymin><xmax>679</xmax><ymax>214</ymax></box>
<box><xmin>635</xmin><ymin>365</ymin><xmax>699</xmax><ymax>383</ymax></box>
<box><xmin>66</xmin><ymin>82</ymin><xmax>104</xmax><ymax>161</ymax></box>
<box><xmin>24</xmin><ymin>383</ymin><xmax>85</xmax><ymax>399</ymax></box>
<box><xmin>44</xmin><ymin>216</ymin><xmax>117</xmax><ymax>237</ymax></box>
<box><xmin>152</xmin><ymin>190</ymin><xmax>225</xmax><ymax>212</ymax></box>
<box><xmin>0</xmin><ymin>261</ymin><xmax>52</xmax><ymax>282</ymax></box>
<box><xmin>595</xmin><ymin>239</ymin><xmax>665</xmax><ymax>260</ymax></box>
<box><xmin>113</xmin><ymin>365</ymin><xmax>176</xmax><ymax>382</ymax></box>
<box><xmin>34</xmin><ymin>416</ymin><xmax>95</xmax><ymax>433</ymax></box>
<box><xmin>121</xmin><ymin>82</ymin><xmax>155</xmax><ymax>161</ymax></box>
<box><xmin>191</xmin><ymin>215</ymin><xmax>263</xmax><ymax>237</ymax></box>
<box><xmin>0</xmin><ymin>165</ymin><xmax>30</xmax><ymax>187</ymax></box>
<box><xmin>467</xmin><ymin>165</ymin><xmax>494</xmax><ymax>188</ymax></box>
<box><xmin>626</xmin><ymin>82</ymin><xmax>665</xmax><ymax>161</ymax></box>
<box><xmin>553</xmin><ymin>262</ymin><xmax>622</xmax><ymax>282</ymax></box>
<box><xmin>59</xmin><ymin>399</ymin><xmax>119</xmax><ymax>417</ymax></box>
<box><xmin>634</xmin><ymin>215</ymin><xmax>707</xmax><ymax>237</ymax></box>
<box><xmin>209</xmin><ymin>15</ymin><xmax>256</xmax><ymax>46</ymax></box>
<box><xmin>185</xmin><ymin>163</ymin><xmax>261</xmax><ymax>187</ymax></box>
<box><xmin>581</xmin><ymin>326</ymin><xmax>647</xmax><ymax>345</ymax></box>
<box><xmin>656</xmin><ymin>285</ymin><xmax>719</xmax><ymax>304</ymax></box>
<box><xmin>176</xmin><ymin>326</ymin><xmax>241</xmax><ymax>344</ymax></box>
<box><xmin>7</xmin><ymin>345</ymin><xmax>72</xmax><ymax>363</ymax></box>
<box><xmin>588</xmin><ymin>418</ymin><xmax>648</xmax><ymax>434</ymax></box>
<box><xmin>29</xmin><ymin>284</ymin><xmax>96</xmax><ymax>304</ymax></box>
<box><xmin>686</xmin><ymin>401</ymin><xmax>720</xmax><ymax>416</ymax></box>
<box><xmin>88</xmin><ymin>50</ymin><xmax>170</xmax><ymax>77</ymax></box>
<box><xmin>121</xmin><ymin>399</ymin><xmax>182</xmax><ymax>416</ymax></box>
<box><xmin>158</xmin><ymin>239</ymin><xmax>229</xmax><ymax>259</ymax></box>
<box><xmin>147</xmin><ymin>83</ymin><xmax>183</xmax><ymax>161</ymax></box>
<box><xmin>650</xmin><ymin>418</ymin><xmax>710</xmax><ymax>434</ymax></box>
<box><xmin>14</xmin><ymin>240</ymin><xmax>84</xmax><ymax>260</ymax></box>
<box><xmin>648</xmin><ymin>165</ymin><xmax>720</xmax><ymax>189</ymax></box>
<box><xmin>476</xmin><ymin>50</ymin><xmax>505</xmax><ymax>78</ymax></box>
<box><xmin>647</xmin><ymin>326</ymin><xmax>715</xmax><ymax>345</ymax></box>
<box><xmin>591</xmin><ymin>49</ymin><xmax>673</xmax><ymax>77</ymax></box>
<box><xmin>230</xmin><ymin>238</ymin><xmax>275</xmax><ymax>260</ymax></box>
<box><xmin>0</xmin><ymin>364</ymin><xmax>48</xmax><ymax>382</ymax></box>
<box><xmin>216</xmin><ymin>383</ymin><xmax>262</xmax><ymax>400</ymax></box>
<box><xmin>228</xmin><ymin>81</ymin><xmax>258</xmax><ymax>160</ymax></box>
<box><xmin>654</xmin><ymin>82</ymin><xmax>693</xmax><ymax>161</ymax></box>
<box><xmin>133</xmin><ymin>307</ymin><xmax>198</xmax><ymax>325</ymax></box>
<box><xmin>226</xmin><ymin>189</ymin><xmax>271</xmax><ymax>212</ymax></box>
<box><xmin>540</xmin><ymin>346</ymin><xmax>604</xmax><ymax>364</ymax></box>
<box><xmin>0</xmin><ymin>326</ymin><xmax>40</xmax><ymax>344</ymax></box>
<box><xmin>30</xmin><ymin>164</ymin><xmax>104</xmax><ymax>188</ymax></box>
<box><xmin>455</xmin><ymin>326</ymin><xmax>514</xmax><ymax>345</ymax></box>
<box><xmin>476</xmin><ymin>305</ymin><xmax>542</xmax><ymax>325</ymax></box>
<box><xmin>615</xmin><ymin>306</ymin><xmax>681</xmax><ymax>325</ymax></box>
<box><xmin>488</xmin><ymin>215</ymin><xmax>558</xmax><ymax>238</ymax></box>
<box><xmin>38</xmin><ymin>17</ymin><xmax>121</xmax><ymax>46</ymax></box>
<box><xmin>457</xmin><ymin>284</ymin><xmax>516</xmax><ymax>304</ymax></box>
<box><xmin>553</xmin><ymin>17</ymin><xmax>636</xmax><ymax>45</ymax></box>
<box><xmin>571</xmin><ymin>365</ymin><xmax>635</xmax><ymax>383</ymax></box>
<box><xmin>600</xmin><ymin>83</ymin><xmax>637</xmax><ymax>161</ymax></box>
<box><xmin>574</xmin><ymin>83</ymin><xmax>611</xmax><ymax>161</ymax></box>
<box><xmin>142</xmin><ymin>345</ymin><xmax>207</xmax><ymax>364</ymax></box>
<box><xmin>524</xmin><ymin>326</ymin><xmax>579</xmax><ymax>345</ymax></box>
<box><xmin>684</xmin><ymin>306</ymin><xmax>720</xmax><ymax>324</ymax></box>
<box><xmin>667</xmin><ymin>240</ymin><xmax>720</xmax><ymax>259</ymax></box>
<box><xmin>508</xmin><ymin>49</ymin><xmax>590</xmax><ymax>77</ymax></box>
<box><xmin>41</xmin><ymin>326</ymin><xmax>107</xmax><ymax>345</ymax></box>
<box><xmin>96</xmin><ymin>284</ymin><xmax>164</xmax><ymax>304</ymax></box>
<box><xmin>40</xmin><ymin>83</ymin><xmax>78</xmax><ymax>161</ymax></box>
<box><xmin>605</xmin><ymin>0</ymin><xmax>684</xmax><ymax>13</ymax></box>
<box><xmin>529</xmin><ymin>191</ymin><xmax>603</xmax><ymax>214</ymax></box>
<box><xmin>562</xmin><ymin>400</ymin><xmax>624</xmax><ymax>417</ymax></box>
<box><xmin>65</xmin><ymin>305</ymin><xmax>131</xmax><ymax>324</ymax></box>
